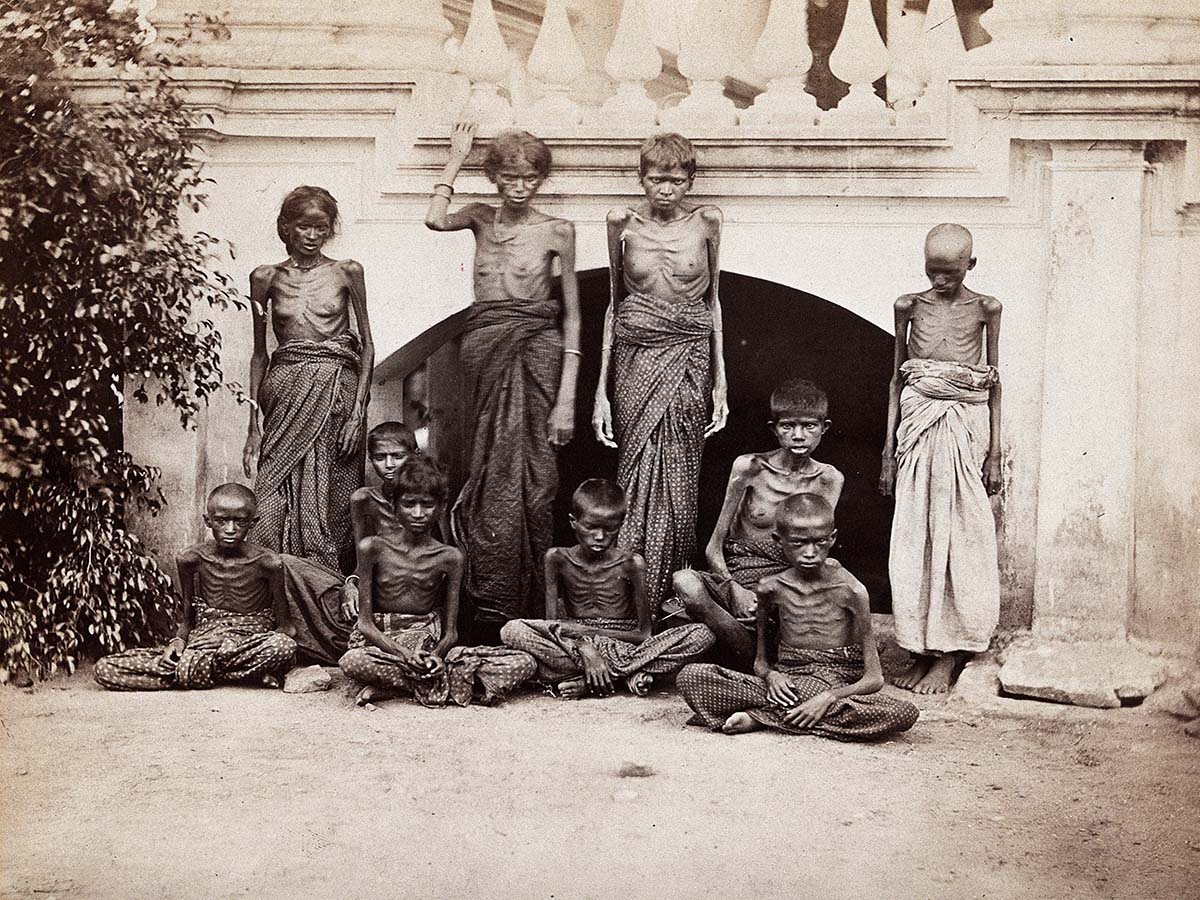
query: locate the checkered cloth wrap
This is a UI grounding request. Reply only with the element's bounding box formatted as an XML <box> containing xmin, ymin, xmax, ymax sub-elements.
<box><xmin>452</xmin><ymin>296</ymin><xmax>562</xmax><ymax>622</ymax></box>
<box><xmin>93</xmin><ymin>605</ymin><xmax>295</xmax><ymax>691</ymax></box>
<box><xmin>678</xmin><ymin>645</ymin><xmax>919</xmax><ymax>741</ymax></box>
<box><xmin>612</xmin><ymin>291</ymin><xmax>712</xmax><ymax>615</ymax></box>
<box><xmin>341</xmin><ymin>611</ymin><xmax>536</xmax><ymax>707</ymax></box>
<box><xmin>250</xmin><ymin>333</ymin><xmax>363</xmax><ymax>572</ymax></box>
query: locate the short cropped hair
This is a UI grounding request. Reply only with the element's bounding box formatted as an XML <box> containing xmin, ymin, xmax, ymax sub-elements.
<box><xmin>276</xmin><ymin>186</ymin><xmax>339</xmax><ymax>250</ymax></box>
<box><xmin>776</xmin><ymin>492</ymin><xmax>835</xmax><ymax>528</ymax></box>
<box><xmin>207</xmin><ymin>482</ymin><xmax>257</xmax><ymax>513</ymax></box>
<box><xmin>367</xmin><ymin>421</ymin><xmax>417</xmax><ymax>453</ymax></box>
<box><xmin>770</xmin><ymin>378</ymin><xmax>829</xmax><ymax>420</ymax></box>
<box><xmin>639</xmin><ymin>133</ymin><xmax>697</xmax><ymax>178</ymax></box>
<box><xmin>393</xmin><ymin>454</ymin><xmax>447</xmax><ymax>504</ymax></box>
<box><xmin>571</xmin><ymin>478</ymin><xmax>627</xmax><ymax>518</ymax></box>
<box><xmin>483</xmin><ymin>130</ymin><xmax>552</xmax><ymax>182</ymax></box>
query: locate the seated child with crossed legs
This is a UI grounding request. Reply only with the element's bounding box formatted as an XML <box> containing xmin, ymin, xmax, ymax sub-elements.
<box><xmin>339</xmin><ymin>455</ymin><xmax>536</xmax><ymax>707</ymax></box>
<box><xmin>670</xmin><ymin>379</ymin><xmax>843</xmax><ymax>668</ymax></box>
<box><xmin>501</xmin><ymin>479</ymin><xmax>714</xmax><ymax>699</ymax></box>
<box><xmin>95</xmin><ymin>483</ymin><xmax>296</xmax><ymax>691</ymax></box>
<box><xmin>338</xmin><ymin>420</ymin><xmax>418</xmax><ymax>621</ymax></box>
<box><xmin>678</xmin><ymin>494</ymin><xmax>918</xmax><ymax>740</ymax></box>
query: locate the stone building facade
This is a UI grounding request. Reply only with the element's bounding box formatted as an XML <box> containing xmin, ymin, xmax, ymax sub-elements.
<box><xmin>89</xmin><ymin>1</ymin><xmax>1200</xmax><ymax>676</ymax></box>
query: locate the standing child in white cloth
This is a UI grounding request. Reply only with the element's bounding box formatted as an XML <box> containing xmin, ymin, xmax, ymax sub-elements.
<box><xmin>879</xmin><ymin>223</ymin><xmax>1002</xmax><ymax>694</ymax></box>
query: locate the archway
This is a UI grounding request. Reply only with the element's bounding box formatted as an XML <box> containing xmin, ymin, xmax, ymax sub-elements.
<box><xmin>553</xmin><ymin>269</ymin><xmax>896</xmax><ymax>611</ymax></box>
<box><xmin>372</xmin><ymin>268</ymin><xmax>896</xmax><ymax>617</ymax></box>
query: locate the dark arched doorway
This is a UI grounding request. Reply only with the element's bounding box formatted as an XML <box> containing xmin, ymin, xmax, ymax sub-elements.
<box><xmin>554</xmin><ymin>269</ymin><xmax>896</xmax><ymax>611</ymax></box>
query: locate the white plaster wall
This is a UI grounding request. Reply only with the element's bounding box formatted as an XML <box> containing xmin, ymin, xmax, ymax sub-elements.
<box><xmin>1134</xmin><ymin>178</ymin><xmax>1200</xmax><ymax>654</ymax></box>
<box><xmin>129</xmin><ymin>133</ymin><xmax>1054</xmax><ymax>632</ymax></box>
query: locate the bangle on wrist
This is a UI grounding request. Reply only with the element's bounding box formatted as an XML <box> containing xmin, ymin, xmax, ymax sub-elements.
<box><xmin>432</xmin><ymin>182</ymin><xmax>454</xmax><ymax>196</ymax></box>
<box><xmin>345</xmin><ymin>575</ymin><xmax>360</xmax><ymax>587</ymax></box>
<box><xmin>563</xmin><ymin>348</ymin><xmax>582</xmax><ymax>357</ymax></box>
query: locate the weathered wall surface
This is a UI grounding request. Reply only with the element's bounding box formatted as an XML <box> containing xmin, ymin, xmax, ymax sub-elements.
<box><xmin>113</xmin><ymin>0</ymin><xmax>1200</xmax><ymax>655</ymax></box>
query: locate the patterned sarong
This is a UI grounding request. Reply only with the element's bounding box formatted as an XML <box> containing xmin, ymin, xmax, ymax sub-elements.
<box><xmin>500</xmin><ymin>617</ymin><xmax>714</xmax><ymax>682</ymax></box>
<box><xmin>278</xmin><ymin>554</ymin><xmax>351</xmax><ymax>665</ymax></box>
<box><xmin>890</xmin><ymin>358</ymin><xmax>1000</xmax><ymax>654</ymax></box>
<box><xmin>250</xmin><ymin>333</ymin><xmax>363</xmax><ymax>572</ymax></box>
<box><xmin>94</xmin><ymin>605</ymin><xmax>296</xmax><ymax>691</ymax></box>
<box><xmin>339</xmin><ymin>611</ymin><xmax>536</xmax><ymax>707</ymax></box>
<box><xmin>692</xmin><ymin>538</ymin><xmax>791</xmax><ymax>624</ymax></box>
<box><xmin>678</xmin><ymin>645</ymin><xmax>919</xmax><ymax>741</ymax></box>
<box><xmin>452</xmin><ymin>297</ymin><xmax>562</xmax><ymax>622</ymax></box>
<box><xmin>612</xmin><ymin>292</ymin><xmax>712</xmax><ymax>613</ymax></box>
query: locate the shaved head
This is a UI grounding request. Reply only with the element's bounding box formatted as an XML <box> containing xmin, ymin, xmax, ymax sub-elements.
<box><xmin>207</xmin><ymin>482</ymin><xmax>257</xmax><ymax>515</ymax></box>
<box><xmin>925</xmin><ymin>223</ymin><xmax>973</xmax><ymax>262</ymax></box>
<box><xmin>776</xmin><ymin>492</ymin><xmax>835</xmax><ymax>530</ymax></box>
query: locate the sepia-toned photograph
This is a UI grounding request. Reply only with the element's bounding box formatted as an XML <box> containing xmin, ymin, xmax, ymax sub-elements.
<box><xmin>1</xmin><ymin>1</ymin><xmax>1197</xmax><ymax>897</ymax></box>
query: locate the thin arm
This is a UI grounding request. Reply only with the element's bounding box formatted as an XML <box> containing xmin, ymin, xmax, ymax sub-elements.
<box><xmin>882</xmin><ymin>298</ymin><xmax>913</xmax><ymax>457</ymax></box>
<box><xmin>544</xmin><ymin>549</ymin><xmax>561</xmax><ymax>619</ymax></box>
<box><xmin>246</xmin><ymin>268</ymin><xmax>272</xmax><ymax>437</ymax></box>
<box><xmin>705</xmin><ymin>456</ymin><xmax>755</xmax><ymax>570</ymax></box>
<box><xmin>174</xmin><ymin>548</ymin><xmax>198</xmax><ymax>645</ymax></box>
<box><xmin>825</xmin><ymin>584</ymin><xmax>885</xmax><ymax>699</ymax></box>
<box><xmin>705</xmin><ymin>208</ymin><xmax>727</xmax><ymax>391</ymax></box>
<box><xmin>554</xmin><ymin>222</ymin><xmax>581</xmax><ymax>411</ymax></box>
<box><xmin>752</xmin><ymin>583</ymin><xmax>774</xmax><ymax>679</ymax></box>
<box><xmin>353</xmin><ymin>539</ymin><xmax>398</xmax><ymax>654</ymax></box>
<box><xmin>434</xmin><ymin>550</ymin><xmax>463</xmax><ymax>656</ymax></box>
<box><xmin>344</xmin><ymin>261</ymin><xmax>374</xmax><ymax>426</ymax></box>
<box><xmin>984</xmin><ymin>298</ymin><xmax>1003</xmax><ymax>457</ymax></box>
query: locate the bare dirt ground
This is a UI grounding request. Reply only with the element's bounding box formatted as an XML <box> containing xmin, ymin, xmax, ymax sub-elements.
<box><xmin>2</xmin><ymin>666</ymin><xmax>1198</xmax><ymax>900</ymax></box>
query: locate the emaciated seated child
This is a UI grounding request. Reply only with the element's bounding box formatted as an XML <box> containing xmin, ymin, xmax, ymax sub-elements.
<box><xmin>338</xmin><ymin>454</ymin><xmax>536</xmax><ymax>707</ymax></box>
<box><xmin>670</xmin><ymin>379</ymin><xmax>843</xmax><ymax>668</ymax></box>
<box><xmin>678</xmin><ymin>493</ymin><xmax>918</xmax><ymax>740</ymax></box>
<box><xmin>95</xmin><ymin>483</ymin><xmax>296</xmax><ymax>691</ymax></box>
<box><xmin>501</xmin><ymin>479</ymin><xmax>714</xmax><ymax>698</ymax></box>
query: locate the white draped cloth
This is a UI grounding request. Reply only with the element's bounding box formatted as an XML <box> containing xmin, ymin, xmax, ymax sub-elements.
<box><xmin>890</xmin><ymin>358</ymin><xmax>1000</xmax><ymax>654</ymax></box>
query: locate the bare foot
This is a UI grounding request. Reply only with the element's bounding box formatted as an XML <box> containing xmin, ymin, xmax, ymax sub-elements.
<box><xmin>261</xmin><ymin>674</ymin><xmax>282</xmax><ymax>689</ymax></box>
<box><xmin>721</xmin><ymin>712</ymin><xmax>762</xmax><ymax>735</ymax></box>
<box><xmin>557</xmin><ymin>677</ymin><xmax>588</xmax><ymax>700</ymax></box>
<box><xmin>913</xmin><ymin>655</ymin><xmax>958</xmax><ymax>695</ymax></box>
<box><xmin>355</xmin><ymin>685</ymin><xmax>380</xmax><ymax>707</ymax></box>
<box><xmin>625</xmin><ymin>672</ymin><xmax>653</xmax><ymax>697</ymax></box>
<box><xmin>893</xmin><ymin>656</ymin><xmax>933</xmax><ymax>691</ymax></box>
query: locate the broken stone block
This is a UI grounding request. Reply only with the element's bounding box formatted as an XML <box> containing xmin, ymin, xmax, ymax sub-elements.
<box><xmin>283</xmin><ymin>664</ymin><xmax>334</xmax><ymax>694</ymax></box>
<box><xmin>998</xmin><ymin>641</ymin><xmax>1168</xmax><ymax>709</ymax></box>
<box><xmin>952</xmin><ymin>653</ymin><xmax>1002</xmax><ymax>704</ymax></box>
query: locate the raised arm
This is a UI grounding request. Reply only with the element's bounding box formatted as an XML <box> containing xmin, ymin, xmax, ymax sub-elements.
<box><xmin>432</xmin><ymin>548</ymin><xmax>463</xmax><ymax>658</ymax></box>
<box><xmin>425</xmin><ymin>121</ymin><xmax>480</xmax><ymax>233</ymax></box>
<box><xmin>242</xmin><ymin>265</ymin><xmax>273</xmax><ymax>478</ymax></box>
<box><xmin>339</xmin><ymin>259</ymin><xmax>374</xmax><ymax>459</ymax></box>
<box><xmin>982</xmin><ymin>296</ymin><xmax>1003</xmax><ymax>495</ymax></box>
<box><xmin>705</xmin><ymin>455</ymin><xmax>757</xmax><ymax>577</ymax></box>
<box><xmin>591</xmin><ymin>209</ymin><xmax>625</xmax><ymax>449</ymax></box>
<box><xmin>702</xmin><ymin>206</ymin><xmax>728</xmax><ymax>438</ymax></box>
<box><xmin>879</xmin><ymin>295</ymin><xmax>914</xmax><ymax>496</ymax></box>
<box><xmin>549</xmin><ymin>221</ymin><xmax>581</xmax><ymax>447</ymax></box>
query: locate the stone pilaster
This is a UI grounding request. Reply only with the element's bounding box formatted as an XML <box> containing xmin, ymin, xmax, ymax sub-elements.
<box><xmin>1031</xmin><ymin>140</ymin><xmax>1147</xmax><ymax>640</ymax></box>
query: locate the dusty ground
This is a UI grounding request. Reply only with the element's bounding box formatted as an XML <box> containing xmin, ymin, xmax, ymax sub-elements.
<box><xmin>1</xmin><ymin>666</ymin><xmax>1198</xmax><ymax>900</ymax></box>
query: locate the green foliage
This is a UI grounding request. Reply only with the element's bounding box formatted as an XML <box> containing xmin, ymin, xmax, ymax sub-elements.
<box><xmin>0</xmin><ymin>1</ymin><xmax>242</xmax><ymax>679</ymax></box>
